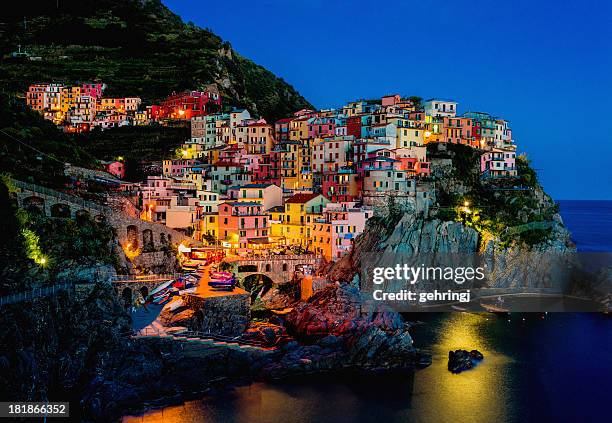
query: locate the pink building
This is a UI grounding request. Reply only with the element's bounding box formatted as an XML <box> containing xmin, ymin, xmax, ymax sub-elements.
<box><xmin>102</xmin><ymin>160</ymin><xmax>125</xmax><ymax>179</ymax></box>
<box><xmin>308</xmin><ymin>117</ymin><xmax>336</xmax><ymax>138</ymax></box>
<box><xmin>381</xmin><ymin>94</ymin><xmax>401</xmax><ymax>106</ymax></box>
<box><xmin>480</xmin><ymin>149</ymin><xmax>517</xmax><ymax>178</ymax></box>
<box><xmin>218</xmin><ymin>202</ymin><xmax>270</xmax><ymax>251</ymax></box>
<box><xmin>191</xmin><ymin>116</ymin><xmax>206</xmax><ymax>142</ymax></box>
<box><xmin>312</xmin><ymin>202</ymin><xmax>373</xmax><ymax>261</ymax></box>
<box><xmin>81</xmin><ymin>83</ymin><xmax>105</xmax><ymax>99</ymax></box>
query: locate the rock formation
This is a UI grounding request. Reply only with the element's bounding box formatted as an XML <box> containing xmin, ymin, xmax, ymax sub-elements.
<box><xmin>448</xmin><ymin>349</ymin><xmax>484</xmax><ymax>373</ymax></box>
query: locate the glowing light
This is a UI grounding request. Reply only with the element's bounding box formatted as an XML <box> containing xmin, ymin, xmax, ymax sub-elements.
<box><xmin>425</xmin><ymin>131</ymin><xmax>432</xmax><ymax>137</ymax></box>
<box><xmin>178</xmin><ymin>109</ymin><xmax>185</xmax><ymax>116</ymax></box>
<box><xmin>181</xmin><ymin>149</ymin><xmax>189</xmax><ymax>157</ymax></box>
<box><xmin>464</xmin><ymin>201</ymin><xmax>470</xmax><ymax>207</ymax></box>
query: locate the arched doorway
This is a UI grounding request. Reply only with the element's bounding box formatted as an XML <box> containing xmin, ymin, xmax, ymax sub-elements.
<box><xmin>139</xmin><ymin>286</ymin><xmax>149</xmax><ymax>301</ymax></box>
<box><xmin>241</xmin><ymin>274</ymin><xmax>274</xmax><ymax>302</ymax></box>
<box><xmin>75</xmin><ymin>209</ymin><xmax>90</xmax><ymax>222</ymax></box>
<box><xmin>23</xmin><ymin>196</ymin><xmax>45</xmax><ymax>214</ymax></box>
<box><xmin>126</xmin><ymin>225</ymin><xmax>139</xmax><ymax>250</ymax></box>
<box><xmin>50</xmin><ymin>203</ymin><xmax>71</xmax><ymax>218</ymax></box>
<box><xmin>121</xmin><ymin>287</ymin><xmax>132</xmax><ymax>309</ymax></box>
<box><xmin>142</xmin><ymin>229</ymin><xmax>154</xmax><ymax>252</ymax></box>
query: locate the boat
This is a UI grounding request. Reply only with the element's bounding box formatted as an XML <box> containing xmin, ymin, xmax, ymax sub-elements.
<box><xmin>152</xmin><ymin>292</ymin><xmax>171</xmax><ymax>305</ymax></box>
<box><xmin>210</xmin><ymin>272</ymin><xmax>234</xmax><ymax>279</ymax></box>
<box><xmin>208</xmin><ymin>278</ymin><xmax>235</xmax><ymax>286</ymax></box>
<box><xmin>451</xmin><ymin>305</ymin><xmax>468</xmax><ymax>312</ymax></box>
<box><xmin>480</xmin><ymin>301</ymin><xmax>510</xmax><ymax>313</ymax></box>
<box><xmin>208</xmin><ymin>278</ymin><xmax>236</xmax><ymax>290</ymax></box>
<box><xmin>149</xmin><ymin>280</ymin><xmax>174</xmax><ymax>297</ymax></box>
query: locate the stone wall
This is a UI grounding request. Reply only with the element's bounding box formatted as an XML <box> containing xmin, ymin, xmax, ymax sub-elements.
<box><xmin>362</xmin><ymin>185</ymin><xmax>435</xmax><ymax>217</ymax></box>
<box><xmin>184</xmin><ymin>293</ymin><xmax>251</xmax><ymax>336</ymax></box>
<box><xmin>233</xmin><ymin>255</ymin><xmax>321</xmax><ymax>285</ymax></box>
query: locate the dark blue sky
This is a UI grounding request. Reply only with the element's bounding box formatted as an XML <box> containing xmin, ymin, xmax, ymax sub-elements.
<box><xmin>164</xmin><ymin>0</ymin><xmax>611</xmax><ymax>200</ymax></box>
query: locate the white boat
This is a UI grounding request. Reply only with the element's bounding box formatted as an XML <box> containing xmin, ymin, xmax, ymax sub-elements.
<box><xmin>149</xmin><ymin>280</ymin><xmax>174</xmax><ymax>297</ymax></box>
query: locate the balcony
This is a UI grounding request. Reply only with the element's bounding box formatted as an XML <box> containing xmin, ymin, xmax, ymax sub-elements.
<box><xmin>169</xmin><ymin>183</ymin><xmax>197</xmax><ymax>190</ymax></box>
<box><xmin>232</xmin><ymin>211</ymin><xmax>268</xmax><ymax>216</ymax></box>
<box><xmin>363</xmin><ymin>165</ymin><xmax>393</xmax><ymax>171</ymax></box>
<box><xmin>239</xmin><ymin>224</ymin><xmax>268</xmax><ymax>230</ymax></box>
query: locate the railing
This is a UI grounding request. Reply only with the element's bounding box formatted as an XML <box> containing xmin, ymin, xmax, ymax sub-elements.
<box><xmin>172</xmin><ymin>330</ymin><xmax>273</xmax><ymax>348</ymax></box>
<box><xmin>0</xmin><ymin>283</ymin><xmax>73</xmax><ymax>307</ymax></box>
<box><xmin>111</xmin><ymin>273</ymin><xmax>185</xmax><ymax>283</ymax></box>
<box><xmin>504</xmin><ymin>221</ymin><xmax>554</xmax><ymax>236</ymax></box>
<box><xmin>12</xmin><ymin>179</ymin><xmax>110</xmax><ymax>213</ymax></box>
<box><xmin>232</xmin><ymin>254</ymin><xmax>318</xmax><ymax>262</ymax></box>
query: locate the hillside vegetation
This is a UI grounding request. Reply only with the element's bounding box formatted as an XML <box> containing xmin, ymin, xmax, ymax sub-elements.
<box><xmin>0</xmin><ymin>94</ymin><xmax>97</xmax><ymax>187</ymax></box>
<box><xmin>428</xmin><ymin>143</ymin><xmax>559</xmax><ymax>247</ymax></box>
<box><xmin>0</xmin><ymin>0</ymin><xmax>313</xmax><ymax>121</ymax></box>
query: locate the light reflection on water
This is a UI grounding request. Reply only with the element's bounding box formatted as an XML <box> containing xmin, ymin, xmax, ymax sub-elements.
<box><xmin>123</xmin><ymin>313</ymin><xmax>611</xmax><ymax>423</ymax></box>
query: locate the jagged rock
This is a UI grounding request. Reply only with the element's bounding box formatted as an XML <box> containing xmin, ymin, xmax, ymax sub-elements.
<box><xmin>285</xmin><ymin>284</ymin><xmax>404</xmax><ymax>337</ymax></box>
<box><xmin>259</xmin><ymin>286</ymin><xmax>296</xmax><ymax>310</ymax></box>
<box><xmin>242</xmin><ymin>322</ymin><xmax>288</xmax><ymax>346</ymax></box>
<box><xmin>261</xmin><ymin>285</ymin><xmax>429</xmax><ymax>379</ymax></box>
<box><xmin>448</xmin><ymin>349</ymin><xmax>484</xmax><ymax>373</ymax></box>
<box><xmin>159</xmin><ymin>306</ymin><xmax>195</xmax><ymax>327</ymax></box>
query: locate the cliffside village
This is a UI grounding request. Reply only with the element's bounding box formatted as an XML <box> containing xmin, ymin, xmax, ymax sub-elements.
<box><xmin>26</xmin><ymin>84</ymin><xmax>518</xmax><ymax>262</ymax></box>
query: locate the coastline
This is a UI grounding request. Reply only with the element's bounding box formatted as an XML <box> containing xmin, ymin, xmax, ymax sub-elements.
<box><xmin>119</xmin><ymin>200</ymin><xmax>612</xmax><ymax>422</ymax></box>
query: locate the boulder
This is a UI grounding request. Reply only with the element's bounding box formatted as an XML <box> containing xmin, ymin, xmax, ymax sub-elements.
<box><xmin>448</xmin><ymin>349</ymin><xmax>484</xmax><ymax>373</ymax></box>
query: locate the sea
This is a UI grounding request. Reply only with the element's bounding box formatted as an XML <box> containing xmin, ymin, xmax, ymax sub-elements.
<box><xmin>123</xmin><ymin>200</ymin><xmax>612</xmax><ymax>423</ymax></box>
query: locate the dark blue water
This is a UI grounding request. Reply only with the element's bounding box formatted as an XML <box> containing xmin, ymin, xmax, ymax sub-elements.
<box><xmin>558</xmin><ymin>200</ymin><xmax>612</xmax><ymax>252</ymax></box>
<box><xmin>124</xmin><ymin>201</ymin><xmax>612</xmax><ymax>423</ymax></box>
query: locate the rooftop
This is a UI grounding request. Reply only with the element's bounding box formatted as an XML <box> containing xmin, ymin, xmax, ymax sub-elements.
<box><xmin>285</xmin><ymin>193</ymin><xmax>322</xmax><ymax>204</ymax></box>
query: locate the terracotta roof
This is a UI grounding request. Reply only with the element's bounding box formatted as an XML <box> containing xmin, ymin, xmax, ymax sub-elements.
<box><xmin>285</xmin><ymin>193</ymin><xmax>321</xmax><ymax>204</ymax></box>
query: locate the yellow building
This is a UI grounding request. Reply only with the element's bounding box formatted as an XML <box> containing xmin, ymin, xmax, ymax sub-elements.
<box><xmin>298</xmin><ymin>139</ymin><xmax>313</xmax><ymax>190</ymax></box>
<box><xmin>397</xmin><ymin>126</ymin><xmax>425</xmax><ymax>149</ymax></box>
<box><xmin>289</xmin><ymin>117</ymin><xmax>308</xmax><ymax>140</ymax></box>
<box><xmin>276</xmin><ymin>141</ymin><xmax>301</xmax><ymax>190</ymax></box>
<box><xmin>198</xmin><ymin>213</ymin><xmax>218</xmax><ymax>241</ymax></box>
<box><xmin>271</xmin><ymin>193</ymin><xmax>329</xmax><ymax>248</ymax></box>
<box><xmin>181</xmin><ymin>142</ymin><xmax>205</xmax><ymax>160</ymax></box>
<box><xmin>60</xmin><ymin>86</ymin><xmax>81</xmax><ymax>114</ymax></box>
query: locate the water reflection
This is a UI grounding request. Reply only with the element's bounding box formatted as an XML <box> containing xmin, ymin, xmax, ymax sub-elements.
<box><xmin>124</xmin><ymin>313</ymin><xmax>611</xmax><ymax>423</ymax></box>
<box><xmin>409</xmin><ymin>313</ymin><xmax>512</xmax><ymax>423</ymax></box>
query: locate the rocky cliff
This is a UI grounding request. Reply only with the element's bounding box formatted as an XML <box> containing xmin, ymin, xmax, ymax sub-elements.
<box><xmin>264</xmin><ymin>284</ymin><xmax>430</xmax><ymax>379</ymax></box>
<box><xmin>326</xmin><ymin>143</ymin><xmax>580</xmax><ymax>297</ymax></box>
